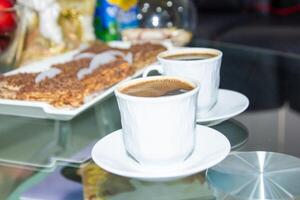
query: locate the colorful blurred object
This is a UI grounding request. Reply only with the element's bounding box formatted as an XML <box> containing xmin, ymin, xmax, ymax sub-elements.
<box><xmin>108</xmin><ymin>0</ymin><xmax>137</xmax><ymax>11</ymax></box>
<box><xmin>0</xmin><ymin>0</ymin><xmax>96</xmax><ymax>68</ymax></box>
<box><xmin>0</xmin><ymin>0</ymin><xmax>17</xmax><ymax>33</ymax></box>
<box><xmin>0</xmin><ymin>0</ymin><xmax>17</xmax><ymax>53</ymax></box>
<box><xmin>94</xmin><ymin>0</ymin><xmax>138</xmax><ymax>42</ymax></box>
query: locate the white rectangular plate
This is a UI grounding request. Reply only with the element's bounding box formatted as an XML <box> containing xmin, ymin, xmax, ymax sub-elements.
<box><xmin>0</xmin><ymin>42</ymin><xmax>166</xmax><ymax>120</ymax></box>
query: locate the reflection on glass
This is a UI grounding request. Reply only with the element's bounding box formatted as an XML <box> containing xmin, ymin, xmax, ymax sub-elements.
<box><xmin>81</xmin><ymin>162</ymin><xmax>212</xmax><ymax>200</ymax></box>
<box><xmin>0</xmin><ymin>96</ymin><xmax>121</xmax><ymax>168</ymax></box>
<box><xmin>212</xmin><ymin>119</ymin><xmax>249</xmax><ymax>150</ymax></box>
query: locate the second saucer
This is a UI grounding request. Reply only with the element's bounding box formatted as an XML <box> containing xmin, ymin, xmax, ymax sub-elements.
<box><xmin>197</xmin><ymin>89</ymin><xmax>249</xmax><ymax>126</ymax></box>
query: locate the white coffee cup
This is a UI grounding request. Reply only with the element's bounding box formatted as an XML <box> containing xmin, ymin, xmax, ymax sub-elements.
<box><xmin>143</xmin><ymin>48</ymin><xmax>222</xmax><ymax>116</ymax></box>
<box><xmin>115</xmin><ymin>76</ymin><xmax>199</xmax><ymax>167</ymax></box>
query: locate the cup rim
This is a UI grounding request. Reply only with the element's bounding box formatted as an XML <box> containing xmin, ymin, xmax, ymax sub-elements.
<box><xmin>158</xmin><ymin>47</ymin><xmax>223</xmax><ymax>63</ymax></box>
<box><xmin>115</xmin><ymin>76</ymin><xmax>200</xmax><ymax>102</ymax></box>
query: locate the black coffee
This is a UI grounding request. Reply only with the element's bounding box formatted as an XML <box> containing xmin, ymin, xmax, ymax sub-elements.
<box><xmin>164</xmin><ymin>53</ymin><xmax>217</xmax><ymax>61</ymax></box>
<box><xmin>119</xmin><ymin>78</ymin><xmax>195</xmax><ymax>97</ymax></box>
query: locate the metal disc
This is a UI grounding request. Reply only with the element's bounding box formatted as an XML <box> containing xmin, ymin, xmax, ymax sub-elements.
<box><xmin>207</xmin><ymin>151</ymin><xmax>300</xmax><ymax>200</ymax></box>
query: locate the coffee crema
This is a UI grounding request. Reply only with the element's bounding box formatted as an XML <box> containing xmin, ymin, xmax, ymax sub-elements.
<box><xmin>163</xmin><ymin>52</ymin><xmax>217</xmax><ymax>61</ymax></box>
<box><xmin>119</xmin><ymin>78</ymin><xmax>195</xmax><ymax>97</ymax></box>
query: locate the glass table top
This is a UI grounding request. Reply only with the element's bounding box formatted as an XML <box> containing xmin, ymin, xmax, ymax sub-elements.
<box><xmin>2</xmin><ymin>39</ymin><xmax>300</xmax><ymax>199</ymax></box>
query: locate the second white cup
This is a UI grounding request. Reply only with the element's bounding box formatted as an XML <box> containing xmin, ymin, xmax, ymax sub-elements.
<box><xmin>143</xmin><ymin>48</ymin><xmax>222</xmax><ymax>116</ymax></box>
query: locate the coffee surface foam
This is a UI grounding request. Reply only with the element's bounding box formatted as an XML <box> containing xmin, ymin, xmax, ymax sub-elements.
<box><xmin>119</xmin><ymin>78</ymin><xmax>195</xmax><ymax>97</ymax></box>
<box><xmin>163</xmin><ymin>52</ymin><xmax>217</xmax><ymax>61</ymax></box>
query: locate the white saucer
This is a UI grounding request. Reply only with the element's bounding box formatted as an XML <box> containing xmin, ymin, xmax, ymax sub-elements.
<box><xmin>197</xmin><ymin>89</ymin><xmax>249</xmax><ymax>126</ymax></box>
<box><xmin>92</xmin><ymin>125</ymin><xmax>231</xmax><ymax>182</ymax></box>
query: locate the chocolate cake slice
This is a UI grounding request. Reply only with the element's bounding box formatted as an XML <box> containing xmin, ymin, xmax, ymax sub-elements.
<box><xmin>0</xmin><ymin>42</ymin><xmax>166</xmax><ymax>108</ymax></box>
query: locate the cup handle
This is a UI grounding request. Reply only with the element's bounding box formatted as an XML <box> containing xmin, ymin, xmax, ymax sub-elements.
<box><xmin>142</xmin><ymin>65</ymin><xmax>164</xmax><ymax>77</ymax></box>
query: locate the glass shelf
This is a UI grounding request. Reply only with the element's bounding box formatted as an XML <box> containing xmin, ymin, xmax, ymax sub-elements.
<box><xmin>0</xmin><ymin>96</ymin><xmax>121</xmax><ymax>168</ymax></box>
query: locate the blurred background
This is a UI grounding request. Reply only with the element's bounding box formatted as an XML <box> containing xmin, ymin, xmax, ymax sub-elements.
<box><xmin>0</xmin><ymin>0</ymin><xmax>300</xmax><ymax>112</ymax></box>
<box><xmin>0</xmin><ymin>0</ymin><xmax>299</xmax><ymax>111</ymax></box>
<box><xmin>193</xmin><ymin>0</ymin><xmax>300</xmax><ymax>54</ymax></box>
<box><xmin>1</xmin><ymin>0</ymin><xmax>299</xmax><ymax>66</ymax></box>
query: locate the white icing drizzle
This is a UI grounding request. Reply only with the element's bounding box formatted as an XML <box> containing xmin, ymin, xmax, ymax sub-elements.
<box><xmin>35</xmin><ymin>68</ymin><xmax>62</xmax><ymax>83</ymax></box>
<box><xmin>124</xmin><ymin>52</ymin><xmax>133</xmax><ymax>64</ymax></box>
<box><xmin>74</xmin><ymin>52</ymin><xmax>96</xmax><ymax>60</ymax></box>
<box><xmin>89</xmin><ymin>51</ymin><xmax>120</xmax><ymax>70</ymax></box>
<box><xmin>76</xmin><ymin>50</ymin><xmax>132</xmax><ymax>80</ymax></box>
<box><xmin>77</xmin><ymin>68</ymin><xmax>92</xmax><ymax>81</ymax></box>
